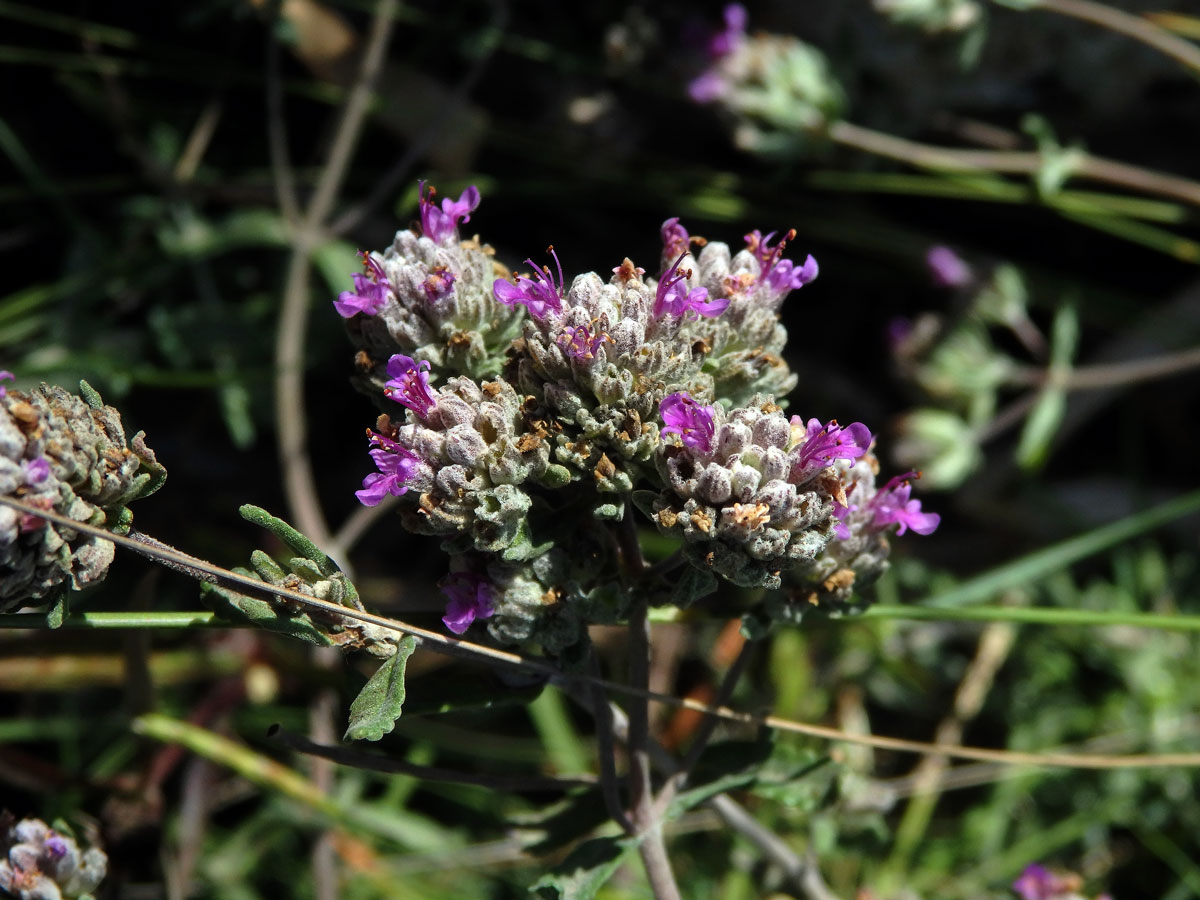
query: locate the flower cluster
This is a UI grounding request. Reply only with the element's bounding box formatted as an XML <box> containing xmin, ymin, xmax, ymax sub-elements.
<box><xmin>337</xmin><ymin>182</ymin><xmax>936</xmax><ymax>645</ymax></box>
<box><xmin>1</xmin><ymin>381</ymin><xmax>165</xmax><ymax>612</ymax></box>
<box><xmin>1012</xmin><ymin>863</ymin><xmax>1110</xmax><ymax>900</ymax></box>
<box><xmin>0</xmin><ymin>815</ymin><xmax>107</xmax><ymax>900</ymax></box>
<box><xmin>687</xmin><ymin>5</ymin><xmax>846</xmax><ymax>155</ymax></box>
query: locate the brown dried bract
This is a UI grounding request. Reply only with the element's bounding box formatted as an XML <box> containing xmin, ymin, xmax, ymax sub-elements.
<box><xmin>613</xmin><ymin>257</ymin><xmax>643</xmax><ymax>284</ymax></box>
<box><xmin>822</xmin><ymin>568</ymin><xmax>856</xmax><ymax>593</ymax></box>
<box><xmin>730</xmin><ymin>502</ymin><xmax>771</xmax><ymax>529</ymax></box>
<box><xmin>593</xmin><ymin>453</ymin><xmax>617</xmax><ymax>481</ymax></box>
<box><xmin>515</xmin><ymin>433</ymin><xmax>542</xmax><ymax>453</ymax></box>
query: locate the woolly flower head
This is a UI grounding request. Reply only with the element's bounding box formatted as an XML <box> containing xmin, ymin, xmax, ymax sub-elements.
<box><xmin>338</xmin><ymin>182</ymin><xmax>525</xmax><ymax>386</ymax></box>
<box><xmin>688</xmin><ymin>5</ymin><xmax>846</xmax><ymax>155</ymax></box>
<box><xmin>338</xmin><ymin>194</ymin><xmax>936</xmax><ymax>645</ymax></box>
<box><xmin>1</xmin><ymin>380</ymin><xmax>165</xmax><ymax>612</ymax></box>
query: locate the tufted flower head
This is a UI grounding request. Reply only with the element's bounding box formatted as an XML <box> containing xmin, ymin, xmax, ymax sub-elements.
<box><xmin>334</xmin><ymin>252</ymin><xmax>391</xmax><ymax>318</ymax></box>
<box><xmin>654</xmin><ymin>252</ymin><xmax>730</xmax><ymax>319</ymax></box>
<box><xmin>0</xmin><ymin>371</ymin><xmax>12</xmax><ymax>398</ymax></box>
<box><xmin>493</xmin><ymin>247</ymin><xmax>566</xmax><ymax>320</ymax></box>
<box><xmin>356</xmin><ymin>431</ymin><xmax>423</xmax><ymax>506</ymax></box>
<box><xmin>418</xmin><ymin>181</ymin><xmax>481</xmax><ymax>244</ymax></box>
<box><xmin>660</xmin><ymin>392</ymin><xmax>717</xmax><ymax>452</ymax></box>
<box><xmin>440</xmin><ymin>571</ymin><xmax>496</xmax><ymax>634</ymax></box>
<box><xmin>790</xmin><ymin>418</ymin><xmax>873</xmax><ymax>481</ymax></box>
<box><xmin>867</xmin><ymin>471</ymin><xmax>940</xmax><ymax>536</ymax></box>
<box><xmin>383</xmin><ymin>354</ymin><xmax>438</xmax><ymax>419</ymax></box>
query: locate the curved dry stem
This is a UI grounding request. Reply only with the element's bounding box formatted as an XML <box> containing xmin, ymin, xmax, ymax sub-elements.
<box><xmin>8</xmin><ymin>498</ymin><xmax>1200</xmax><ymax>770</ymax></box>
<box><xmin>1034</xmin><ymin>0</ymin><xmax>1200</xmax><ymax>76</ymax></box>
<box><xmin>829</xmin><ymin>120</ymin><xmax>1200</xmax><ymax>208</ymax></box>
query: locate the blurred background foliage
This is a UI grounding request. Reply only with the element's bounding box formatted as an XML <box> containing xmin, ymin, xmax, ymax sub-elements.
<box><xmin>1</xmin><ymin>0</ymin><xmax>1199</xmax><ymax>898</ymax></box>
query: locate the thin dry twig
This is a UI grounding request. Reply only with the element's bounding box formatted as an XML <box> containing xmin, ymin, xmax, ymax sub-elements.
<box><xmin>6</xmin><ymin>497</ymin><xmax>1200</xmax><ymax>771</ymax></box>
<box><xmin>272</xmin><ymin>0</ymin><xmax>399</xmax><ymax>549</ymax></box>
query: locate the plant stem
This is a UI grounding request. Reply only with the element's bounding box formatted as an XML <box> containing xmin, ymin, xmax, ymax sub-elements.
<box><xmin>651</xmin><ymin>638</ymin><xmax>755</xmax><ymax>821</ymax></box>
<box><xmin>828</xmin><ymin>120</ymin><xmax>1200</xmax><ymax>208</ymax></box>
<box><xmin>273</xmin><ymin>0</ymin><xmax>399</xmax><ymax>551</ymax></box>
<box><xmin>1007</xmin><ymin>344</ymin><xmax>1200</xmax><ymax>391</ymax></box>
<box><xmin>859</xmin><ymin>605</ymin><xmax>1200</xmax><ymax>632</ymax></box>
<box><xmin>1032</xmin><ymin>0</ymin><xmax>1200</xmax><ymax>75</ymax></box>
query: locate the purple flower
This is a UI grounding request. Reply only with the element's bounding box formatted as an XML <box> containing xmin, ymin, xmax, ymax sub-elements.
<box><xmin>493</xmin><ymin>247</ymin><xmax>566</xmax><ymax>320</ymax></box>
<box><xmin>661</xmin><ymin>217</ymin><xmax>693</xmax><ymax>262</ymax></box>
<box><xmin>0</xmin><ymin>370</ymin><xmax>14</xmax><ymax>398</ymax></box>
<box><xmin>383</xmin><ymin>354</ymin><xmax>437</xmax><ymax>419</ymax></box>
<box><xmin>1012</xmin><ymin>864</ymin><xmax>1059</xmax><ymax>900</ymax></box>
<box><xmin>688</xmin><ymin>70</ymin><xmax>729</xmax><ymax>103</ymax></box>
<box><xmin>660</xmin><ymin>392</ymin><xmax>717</xmax><ymax>452</ymax></box>
<box><xmin>22</xmin><ymin>457</ymin><xmax>50</xmax><ymax>485</ymax></box>
<box><xmin>422</xmin><ymin>265</ymin><xmax>456</xmax><ymax>303</ymax></box>
<box><xmin>557</xmin><ymin>323</ymin><xmax>610</xmax><ymax>360</ymax></box>
<box><xmin>868</xmin><ymin>472</ymin><xmax>940</xmax><ymax>536</ymax></box>
<box><xmin>418</xmin><ymin>181</ymin><xmax>481</xmax><ymax>244</ymax></box>
<box><xmin>43</xmin><ymin>833</ymin><xmax>68</xmax><ymax>860</ymax></box>
<box><xmin>654</xmin><ymin>252</ymin><xmax>729</xmax><ymax>319</ymax></box>
<box><xmin>334</xmin><ymin>252</ymin><xmax>390</xmax><ymax>318</ymax></box>
<box><xmin>927</xmin><ymin>245</ymin><xmax>973</xmax><ymax>288</ymax></box>
<box><xmin>708</xmin><ymin>4</ymin><xmax>747</xmax><ymax>57</ymax></box>
<box><xmin>791</xmin><ymin>418</ymin><xmax>873</xmax><ymax>480</ymax></box>
<box><xmin>745</xmin><ymin>229</ymin><xmax>818</xmax><ymax>294</ymax></box>
<box><xmin>440</xmin><ymin>572</ymin><xmax>496</xmax><ymax>634</ymax></box>
<box><xmin>355</xmin><ymin>432</ymin><xmax>423</xmax><ymax>506</ymax></box>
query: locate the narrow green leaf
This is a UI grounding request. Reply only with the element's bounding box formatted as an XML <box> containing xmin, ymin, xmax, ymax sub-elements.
<box><xmin>531</xmin><ymin>835</ymin><xmax>640</xmax><ymax>900</ymax></box>
<box><xmin>199</xmin><ymin>578</ymin><xmax>333</xmax><ymax>647</ymax></box>
<box><xmin>923</xmin><ymin>488</ymin><xmax>1200</xmax><ymax>608</ymax></box>
<box><xmin>345</xmin><ymin>634</ymin><xmax>419</xmax><ymax>742</ymax></box>
<box><xmin>239</xmin><ymin>505</ymin><xmax>335</xmax><ymax>576</ymax></box>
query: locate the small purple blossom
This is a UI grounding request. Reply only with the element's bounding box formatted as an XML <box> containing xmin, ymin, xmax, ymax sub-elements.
<box><xmin>493</xmin><ymin>247</ymin><xmax>566</xmax><ymax>320</ymax></box>
<box><xmin>22</xmin><ymin>457</ymin><xmax>50</xmax><ymax>485</ymax></box>
<box><xmin>708</xmin><ymin>4</ymin><xmax>747</xmax><ymax>57</ymax></box>
<box><xmin>869</xmin><ymin>472</ymin><xmax>940</xmax><ymax>536</ymax></box>
<box><xmin>660</xmin><ymin>392</ymin><xmax>717</xmax><ymax>452</ymax></box>
<box><xmin>383</xmin><ymin>354</ymin><xmax>438</xmax><ymax>419</ymax></box>
<box><xmin>688</xmin><ymin>70</ymin><xmax>729</xmax><ymax>104</ymax></box>
<box><xmin>43</xmin><ymin>833</ymin><xmax>68</xmax><ymax>860</ymax></box>
<box><xmin>927</xmin><ymin>245</ymin><xmax>973</xmax><ymax>288</ymax></box>
<box><xmin>355</xmin><ymin>431</ymin><xmax>423</xmax><ymax>506</ymax></box>
<box><xmin>334</xmin><ymin>252</ymin><xmax>390</xmax><ymax>318</ymax></box>
<box><xmin>745</xmin><ymin>229</ymin><xmax>818</xmax><ymax>294</ymax></box>
<box><xmin>557</xmin><ymin>323</ymin><xmax>610</xmax><ymax>360</ymax></box>
<box><xmin>654</xmin><ymin>252</ymin><xmax>729</xmax><ymax>319</ymax></box>
<box><xmin>0</xmin><ymin>370</ymin><xmax>12</xmax><ymax>398</ymax></box>
<box><xmin>440</xmin><ymin>571</ymin><xmax>496</xmax><ymax>634</ymax></box>
<box><xmin>422</xmin><ymin>265</ymin><xmax>457</xmax><ymax>303</ymax></box>
<box><xmin>661</xmin><ymin>217</ymin><xmax>692</xmax><ymax>262</ymax></box>
<box><xmin>418</xmin><ymin>181</ymin><xmax>481</xmax><ymax>243</ymax></box>
<box><xmin>791</xmin><ymin>418</ymin><xmax>874</xmax><ymax>480</ymax></box>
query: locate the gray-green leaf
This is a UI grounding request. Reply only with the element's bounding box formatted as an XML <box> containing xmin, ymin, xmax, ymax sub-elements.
<box><xmin>345</xmin><ymin>634</ymin><xmax>419</xmax><ymax>741</ymax></box>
